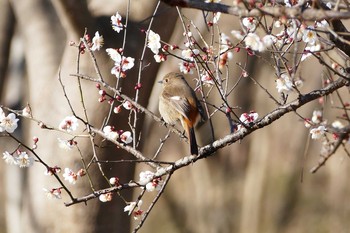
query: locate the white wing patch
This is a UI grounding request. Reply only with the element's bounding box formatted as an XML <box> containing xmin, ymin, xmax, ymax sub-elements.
<box><xmin>170</xmin><ymin>96</ymin><xmax>181</xmax><ymax>101</ymax></box>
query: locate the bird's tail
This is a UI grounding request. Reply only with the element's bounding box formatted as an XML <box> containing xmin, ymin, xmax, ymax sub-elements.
<box><xmin>189</xmin><ymin>127</ymin><xmax>198</xmax><ymax>155</ymax></box>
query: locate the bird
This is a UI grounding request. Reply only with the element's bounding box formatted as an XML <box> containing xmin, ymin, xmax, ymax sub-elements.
<box><xmin>158</xmin><ymin>72</ymin><xmax>204</xmax><ymax>155</ymax></box>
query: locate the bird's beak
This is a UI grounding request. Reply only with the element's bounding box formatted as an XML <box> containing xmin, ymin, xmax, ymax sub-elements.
<box><xmin>158</xmin><ymin>80</ymin><xmax>163</xmax><ymax>84</ymax></box>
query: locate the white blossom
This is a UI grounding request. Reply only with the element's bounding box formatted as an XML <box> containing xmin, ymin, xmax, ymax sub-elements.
<box><xmin>16</xmin><ymin>151</ymin><xmax>34</xmax><ymax>168</ymax></box>
<box><xmin>2</xmin><ymin>151</ymin><xmax>17</xmax><ymax>165</ymax></box>
<box><xmin>147</xmin><ymin>30</ymin><xmax>161</xmax><ymax>54</ymax></box>
<box><xmin>0</xmin><ymin>108</ymin><xmax>19</xmax><ymax>133</ymax></box>
<box><xmin>310</xmin><ymin>125</ymin><xmax>326</xmax><ymax>139</ymax></box>
<box><xmin>63</xmin><ymin>168</ymin><xmax>78</xmax><ymax>184</ymax></box>
<box><xmin>59</xmin><ymin>116</ymin><xmax>79</xmax><ymax>132</ymax></box>
<box><xmin>91</xmin><ymin>31</ymin><xmax>104</xmax><ymax>51</ymax></box>
<box><xmin>111</xmin><ymin>12</ymin><xmax>123</xmax><ymax>33</ymax></box>
<box><xmin>276</xmin><ymin>73</ymin><xmax>293</xmax><ymax>93</ymax></box>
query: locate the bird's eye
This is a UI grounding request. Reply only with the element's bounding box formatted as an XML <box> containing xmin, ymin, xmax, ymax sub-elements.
<box><xmin>164</xmin><ymin>78</ymin><xmax>169</xmax><ymax>83</ymax></box>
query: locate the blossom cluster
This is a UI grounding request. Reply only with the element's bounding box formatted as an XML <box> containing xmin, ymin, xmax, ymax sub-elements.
<box><xmin>2</xmin><ymin>150</ymin><xmax>34</xmax><ymax>168</ymax></box>
<box><xmin>103</xmin><ymin>125</ymin><xmax>133</xmax><ymax>144</ymax></box>
<box><xmin>139</xmin><ymin>170</ymin><xmax>163</xmax><ymax>192</ymax></box>
<box><xmin>0</xmin><ymin>107</ymin><xmax>19</xmax><ymax>133</ymax></box>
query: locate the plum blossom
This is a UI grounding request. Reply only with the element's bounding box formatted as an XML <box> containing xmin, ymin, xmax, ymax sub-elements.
<box><xmin>91</xmin><ymin>31</ymin><xmax>104</xmax><ymax>51</ymax></box>
<box><xmin>201</xmin><ymin>71</ymin><xmax>215</xmax><ymax>86</ymax></box>
<box><xmin>139</xmin><ymin>171</ymin><xmax>163</xmax><ymax>192</ymax></box>
<box><xmin>111</xmin><ymin>12</ymin><xmax>123</xmax><ymax>33</ymax></box>
<box><xmin>276</xmin><ymin>73</ymin><xmax>293</xmax><ymax>94</ymax></box>
<box><xmin>63</xmin><ymin>168</ymin><xmax>78</xmax><ymax>184</ymax></box>
<box><xmin>213</xmin><ymin>12</ymin><xmax>221</xmax><ymax>24</ymax></box>
<box><xmin>103</xmin><ymin>125</ymin><xmax>119</xmax><ymax>140</ymax></box>
<box><xmin>0</xmin><ymin>108</ymin><xmax>19</xmax><ymax>133</ymax></box>
<box><xmin>242</xmin><ymin>17</ymin><xmax>258</xmax><ymax>32</ymax></box>
<box><xmin>2</xmin><ymin>151</ymin><xmax>17</xmax><ymax>165</ymax></box>
<box><xmin>262</xmin><ymin>35</ymin><xmax>275</xmax><ymax>48</ymax></box>
<box><xmin>239</xmin><ymin>112</ymin><xmax>259</xmax><ymax>125</ymax></box>
<box><xmin>99</xmin><ymin>193</ymin><xmax>113</xmax><ymax>202</ymax></box>
<box><xmin>147</xmin><ymin>30</ymin><xmax>161</xmax><ymax>54</ymax></box>
<box><xmin>122</xmin><ymin>100</ymin><xmax>133</xmax><ymax>110</ymax></box>
<box><xmin>106</xmin><ymin>48</ymin><xmax>135</xmax><ymax>78</ymax></box>
<box><xmin>43</xmin><ymin>188</ymin><xmax>62</xmax><ymax>199</ymax></box>
<box><xmin>103</xmin><ymin>126</ymin><xmax>132</xmax><ymax>144</ymax></box>
<box><xmin>179</xmin><ymin>62</ymin><xmax>194</xmax><ymax>74</ymax></box>
<box><xmin>154</xmin><ymin>54</ymin><xmax>167</xmax><ymax>63</ymax></box>
<box><xmin>181</xmin><ymin>49</ymin><xmax>199</xmax><ymax>61</ymax></box>
<box><xmin>120</xmin><ymin>131</ymin><xmax>133</xmax><ymax>144</ymax></box>
<box><xmin>244</xmin><ymin>33</ymin><xmax>266</xmax><ymax>52</ymax></box>
<box><xmin>59</xmin><ymin>116</ymin><xmax>79</xmax><ymax>132</ymax></box>
<box><xmin>304</xmin><ymin>118</ymin><xmax>312</xmax><ymax>128</ymax></box>
<box><xmin>124</xmin><ymin>200</ymin><xmax>143</xmax><ymax>220</ymax></box>
<box><xmin>57</xmin><ymin>138</ymin><xmax>76</xmax><ymax>150</ymax></box>
<box><xmin>310</xmin><ymin>125</ymin><xmax>326</xmax><ymax>139</ymax></box>
<box><xmin>16</xmin><ymin>151</ymin><xmax>34</xmax><ymax>168</ymax></box>
<box><xmin>109</xmin><ymin>177</ymin><xmax>120</xmax><ymax>186</ymax></box>
<box><xmin>302</xmin><ymin>26</ymin><xmax>318</xmax><ymax>45</ymax></box>
<box><xmin>332</xmin><ymin>120</ymin><xmax>344</xmax><ymax>129</ymax></box>
<box><xmin>231</xmin><ymin>30</ymin><xmax>244</xmax><ymax>40</ymax></box>
<box><xmin>311</xmin><ymin>110</ymin><xmax>322</xmax><ymax>124</ymax></box>
<box><xmin>301</xmin><ymin>43</ymin><xmax>321</xmax><ymax>62</ymax></box>
<box><xmin>44</xmin><ymin>166</ymin><xmax>61</xmax><ymax>176</ymax></box>
<box><xmin>218</xmin><ymin>33</ymin><xmax>233</xmax><ymax>68</ymax></box>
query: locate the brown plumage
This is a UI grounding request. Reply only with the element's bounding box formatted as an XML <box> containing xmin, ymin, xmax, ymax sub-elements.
<box><xmin>159</xmin><ymin>72</ymin><xmax>204</xmax><ymax>155</ymax></box>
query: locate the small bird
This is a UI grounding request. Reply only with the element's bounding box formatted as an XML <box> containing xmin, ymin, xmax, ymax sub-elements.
<box><xmin>158</xmin><ymin>72</ymin><xmax>204</xmax><ymax>155</ymax></box>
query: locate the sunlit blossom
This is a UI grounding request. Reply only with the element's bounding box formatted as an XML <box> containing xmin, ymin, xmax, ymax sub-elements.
<box><xmin>262</xmin><ymin>35</ymin><xmax>275</xmax><ymax>48</ymax></box>
<box><xmin>310</xmin><ymin>125</ymin><xmax>326</xmax><ymax>139</ymax></box>
<box><xmin>109</xmin><ymin>177</ymin><xmax>119</xmax><ymax>186</ymax></box>
<box><xmin>231</xmin><ymin>30</ymin><xmax>244</xmax><ymax>40</ymax></box>
<box><xmin>91</xmin><ymin>31</ymin><xmax>104</xmax><ymax>51</ymax></box>
<box><xmin>154</xmin><ymin>54</ymin><xmax>167</xmax><ymax>63</ymax></box>
<box><xmin>106</xmin><ymin>48</ymin><xmax>135</xmax><ymax>78</ymax></box>
<box><xmin>139</xmin><ymin>171</ymin><xmax>163</xmax><ymax>192</ymax></box>
<box><xmin>213</xmin><ymin>12</ymin><xmax>221</xmax><ymax>24</ymax></box>
<box><xmin>43</xmin><ymin>188</ymin><xmax>62</xmax><ymax>199</ymax></box>
<box><xmin>239</xmin><ymin>112</ymin><xmax>259</xmax><ymax>124</ymax></box>
<box><xmin>201</xmin><ymin>71</ymin><xmax>215</xmax><ymax>86</ymax></box>
<box><xmin>103</xmin><ymin>125</ymin><xmax>119</xmax><ymax>140</ymax></box>
<box><xmin>63</xmin><ymin>168</ymin><xmax>78</xmax><ymax>185</ymax></box>
<box><xmin>301</xmin><ymin>43</ymin><xmax>321</xmax><ymax>61</ymax></box>
<box><xmin>181</xmin><ymin>49</ymin><xmax>199</xmax><ymax>61</ymax></box>
<box><xmin>111</xmin><ymin>12</ymin><xmax>123</xmax><ymax>33</ymax></box>
<box><xmin>120</xmin><ymin>131</ymin><xmax>133</xmax><ymax>144</ymax></box>
<box><xmin>0</xmin><ymin>108</ymin><xmax>19</xmax><ymax>133</ymax></box>
<box><xmin>99</xmin><ymin>193</ymin><xmax>113</xmax><ymax>202</ymax></box>
<box><xmin>244</xmin><ymin>33</ymin><xmax>266</xmax><ymax>52</ymax></box>
<box><xmin>147</xmin><ymin>30</ymin><xmax>161</xmax><ymax>55</ymax></box>
<box><xmin>242</xmin><ymin>17</ymin><xmax>258</xmax><ymax>32</ymax></box>
<box><xmin>276</xmin><ymin>73</ymin><xmax>293</xmax><ymax>94</ymax></box>
<box><xmin>57</xmin><ymin>138</ymin><xmax>76</xmax><ymax>150</ymax></box>
<box><xmin>124</xmin><ymin>200</ymin><xmax>143</xmax><ymax>219</ymax></box>
<box><xmin>2</xmin><ymin>151</ymin><xmax>17</xmax><ymax>165</ymax></box>
<box><xmin>58</xmin><ymin>116</ymin><xmax>79</xmax><ymax>132</ymax></box>
<box><xmin>44</xmin><ymin>166</ymin><xmax>61</xmax><ymax>176</ymax></box>
<box><xmin>179</xmin><ymin>62</ymin><xmax>194</xmax><ymax>74</ymax></box>
<box><xmin>122</xmin><ymin>101</ymin><xmax>133</xmax><ymax>110</ymax></box>
<box><xmin>332</xmin><ymin>120</ymin><xmax>344</xmax><ymax>129</ymax></box>
<box><xmin>302</xmin><ymin>26</ymin><xmax>318</xmax><ymax>45</ymax></box>
<box><xmin>311</xmin><ymin>110</ymin><xmax>322</xmax><ymax>124</ymax></box>
<box><xmin>16</xmin><ymin>151</ymin><xmax>34</xmax><ymax>168</ymax></box>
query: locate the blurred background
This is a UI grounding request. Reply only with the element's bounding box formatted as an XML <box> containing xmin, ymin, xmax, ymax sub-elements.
<box><xmin>1</xmin><ymin>0</ymin><xmax>350</xmax><ymax>233</ymax></box>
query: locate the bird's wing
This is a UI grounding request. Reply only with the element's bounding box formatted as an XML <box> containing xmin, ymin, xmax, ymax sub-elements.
<box><xmin>162</xmin><ymin>91</ymin><xmax>191</xmax><ymax>119</ymax></box>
